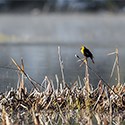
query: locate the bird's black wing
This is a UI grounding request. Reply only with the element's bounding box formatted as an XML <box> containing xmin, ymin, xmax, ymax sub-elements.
<box><xmin>84</xmin><ymin>48</ymin><xmax>93</xmax><ymax>58</ymax></box>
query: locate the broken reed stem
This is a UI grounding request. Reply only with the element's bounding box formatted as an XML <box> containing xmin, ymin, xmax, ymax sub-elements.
<box><xmin>84</xmin><ymin>58</ymin><xmax>91</xmax><ymax>93</ymax></box>
<box><xmin>116</xmin><ymin>48</ymin><xmax>121</xmax><ymax>86</ymax></box>
<box><xmin>18</xmin><ymin>58</ymin><xmax>25</xmax><ymax>98</ymax></box>
<box><xmin>58</xmin><ymin>46</ymin><xmax>66</xmax><ymax>88</ymax></box>
<box><xmin>11</xmin><ymin>58</ymin><xmax>41</xmax><ymax>92</ymax></box>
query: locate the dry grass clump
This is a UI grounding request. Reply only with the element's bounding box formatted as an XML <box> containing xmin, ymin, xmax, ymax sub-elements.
<box><xmin>0</xmin><ymin>47</ymin><xmax>125</xmax><ymax>125</ymax></box>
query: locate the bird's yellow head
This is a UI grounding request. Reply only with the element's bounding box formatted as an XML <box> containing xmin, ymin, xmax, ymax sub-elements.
<box><xmin>80</xmin><ymin>46</ymin><xmax>85</xmax><ymax>54</ymax></box>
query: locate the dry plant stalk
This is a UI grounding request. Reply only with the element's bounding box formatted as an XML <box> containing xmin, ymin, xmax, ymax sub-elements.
<box><xmin>32</xmin><ymin>108</ymin><xmax>40</xmax><ymax>125</ymax></box>
<box><xmin>84</xmin><ymin>58</ymin><xmax>91</xmax><ymax>93</ymax></box>
<box><xmin>84</xmin><ymin>58</ymin><xmax>92</xmax><ymax>125</ymax></box>
<box><xmin>2</xmin><ymin>106</ymin><xmax>11</xmax><ymax>125</ymax></box>
<box><xmin>116</xmin><ymin>48</ymin><xmax>121</xmax><ymax>86</ymax></box>
<box><xmin>94</xmin><ymin>113</ymin><xmax>101</xmax><ymax>125</ymax></box>
<box><xmin>58</xmin><ymin>46</ymin><xmax>66</xmax><ymax>88</ymax></box>
<box><xmin>20</xmin><ymin>58</ymin><xmax>25</xmax><ymax>91</ymax></box>
<box><xmin>109</xmin><ymin>99</ymin><xmax>112</xmax><ymax>125</ymax></box>
<box><xmin>108</xmin><ymin>48</ymin><xmax>121</xmax><ymax>86</ymax></box>
<box><xmin>18</xmin><ymin>58</ymin><xmax>26</xmax><ymax>99</ymax></box>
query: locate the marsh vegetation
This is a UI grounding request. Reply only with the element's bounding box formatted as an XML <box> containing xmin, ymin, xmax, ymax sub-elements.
<box><xmin>0</xmin><ymin>47</ymin><xmax>124</xmax><ymax>125</ymax></box>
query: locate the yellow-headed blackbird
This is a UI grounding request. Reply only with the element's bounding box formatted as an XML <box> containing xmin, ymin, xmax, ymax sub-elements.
<box><xmin>80</xmin><ymin>45</ymin><xmax>94</xmax><ymax>63</ymax></box>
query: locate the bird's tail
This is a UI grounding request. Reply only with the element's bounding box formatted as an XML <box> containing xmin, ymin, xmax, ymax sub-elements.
<box><xmin>91</xmin><ymin>58</ymin><xmax>95</xmax><ymax>64</ymax></box>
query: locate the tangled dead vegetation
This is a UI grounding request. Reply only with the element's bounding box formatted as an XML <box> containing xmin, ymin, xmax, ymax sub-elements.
<box><xmin>0</xmin><ymin>47</ymin><xmax>125</xmax><ymax>125</ymax></box>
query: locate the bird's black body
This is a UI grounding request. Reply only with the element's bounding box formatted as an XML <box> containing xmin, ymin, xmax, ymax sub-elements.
<box><xmin>80</xmin><ymin>46</ymin><xmax>94</xmax><ymax>63</ymax></box>
<box><xmin>84</xmin><ymin>47</ymin><xmax>93</xmax><ymax>59</ymax></box>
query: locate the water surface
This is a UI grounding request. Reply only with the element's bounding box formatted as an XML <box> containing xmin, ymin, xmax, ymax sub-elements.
<box><xmin>0</xmin><ymin>43</ymin><xmax>124</xmax><ymax>92</ymax></box>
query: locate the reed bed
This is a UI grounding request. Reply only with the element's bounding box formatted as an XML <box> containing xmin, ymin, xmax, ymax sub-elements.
<box><xmin>0</xmin><ymin>47</ymin><xmax>125</xmax><ymax>125</ymax></box>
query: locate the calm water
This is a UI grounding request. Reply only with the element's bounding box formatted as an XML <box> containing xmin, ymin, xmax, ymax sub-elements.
<box><xmin>0</xmin><ymin>43</ymin><xmax>125</xmax><ymax>92</ymax></box>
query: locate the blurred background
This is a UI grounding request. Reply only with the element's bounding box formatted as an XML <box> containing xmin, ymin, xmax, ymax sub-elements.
<box><xmin>0</xmin><ymin>0</ymin><xmax>125</xmax><ymax>91</ymax></box>
<box><xmin>0</xmin><ymin>0</ymin><xmax>125</xmax><ymax>12</ymax></box>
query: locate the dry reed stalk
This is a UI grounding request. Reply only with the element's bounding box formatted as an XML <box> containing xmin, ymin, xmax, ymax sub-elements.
<box><xmin>108</xmin><ymin>48</ymin><xmax>121</xmax><ymax>86</ymax></box>
<box><xmin>109</xmin><ymin>56</ymin><xmax>117</xmax><ymax>81</ymax></box>
<box><xmin>55</xmin><ymin>74</ymin><xmax>59</xmax><ymax>94</ymax></box>
<box><xmin>87</xmin><ymin>117</ymin><xmax>93</xmax><ymax>125</ymax></box>
<box><xmin>116</xmin><ymin>48</ymin><xmax>121</xmax><ymax>87</ymax></box>
<box><xmin>2</xmin><ymin>106</ymin><xmax>11</xmax><ymax>125</ymax></box>
<box><xmin>103</xmin><ymin>117</ymin><xmax>109</xmax><ymax>125</ymax></box>
<box><xmin>94</xmin><ymin>113</ymin><xmax>101</xmax><ymax>125</ymax></box>
<box><xmin>109</xmin><ymin>99</ymin><xmax>112</xmax><ymax>125</ymax></box>
<box><xmin>85</xmin><ymin>105</ymin><xmax>93</xmax><ymax>125</ymax></box>
<box><xmin>45</xmin><ymin>95</ymin><xmax>53</xmax><ymax>110</ymax></box>
<box><xmin>20</xmin><ymin>58</ymin><xmax>25</xmax><ymax>91</ymax></box>
<box><xmin>50</xmin><ymin>79</ymin><xmax>55</xmax><ymax>92</ymax></box>
<box><xmin>84</xmin><ymin>58</ymin><xmax>91</xmax><ymax>93</ymax></box>
<box><xmin>38</xmin><ymin>115</ymin><xmax>45</xmax><ymax>125</ymax></box>
<box><xmin>78</xmin><ymin>76</ymin><xmax>82</xmax><ymax>89</ymax></box>
<box><xmin>116</xmin><ymin>114</ymin><xmax>122</xmax><ymax>125</ymax></box>
<box><xmin>58</xmin><ymin>46</ymin><xmax>66</xmax><ymax>88</ymax></box>
<box><xmin>45</xmin><ymin>76</ymin><xmax>52</xmax><ymax>93</ymax></box>
<box><xmin>17</xmin><ymin>58</ymin><xmax>26</xmax><ymax>99</ymax></box>
<box><xmin>92</xmin><ymin>81</ymin><xmax>104</xmax><ymax>110</ymax></box>
<box><xmin>32</xmin><ymin>108</ymin><xmax>40</xmax><ymax>125</ymax></box>
<box><xmin>84</xmin><ymin>58</ymin><xmax>92</xmax><ymax>125</ymax></box>
<box><xmin>41</xmin><ymin>76</ymin><xmax>48</xmax><ymax>90</ymax></box>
